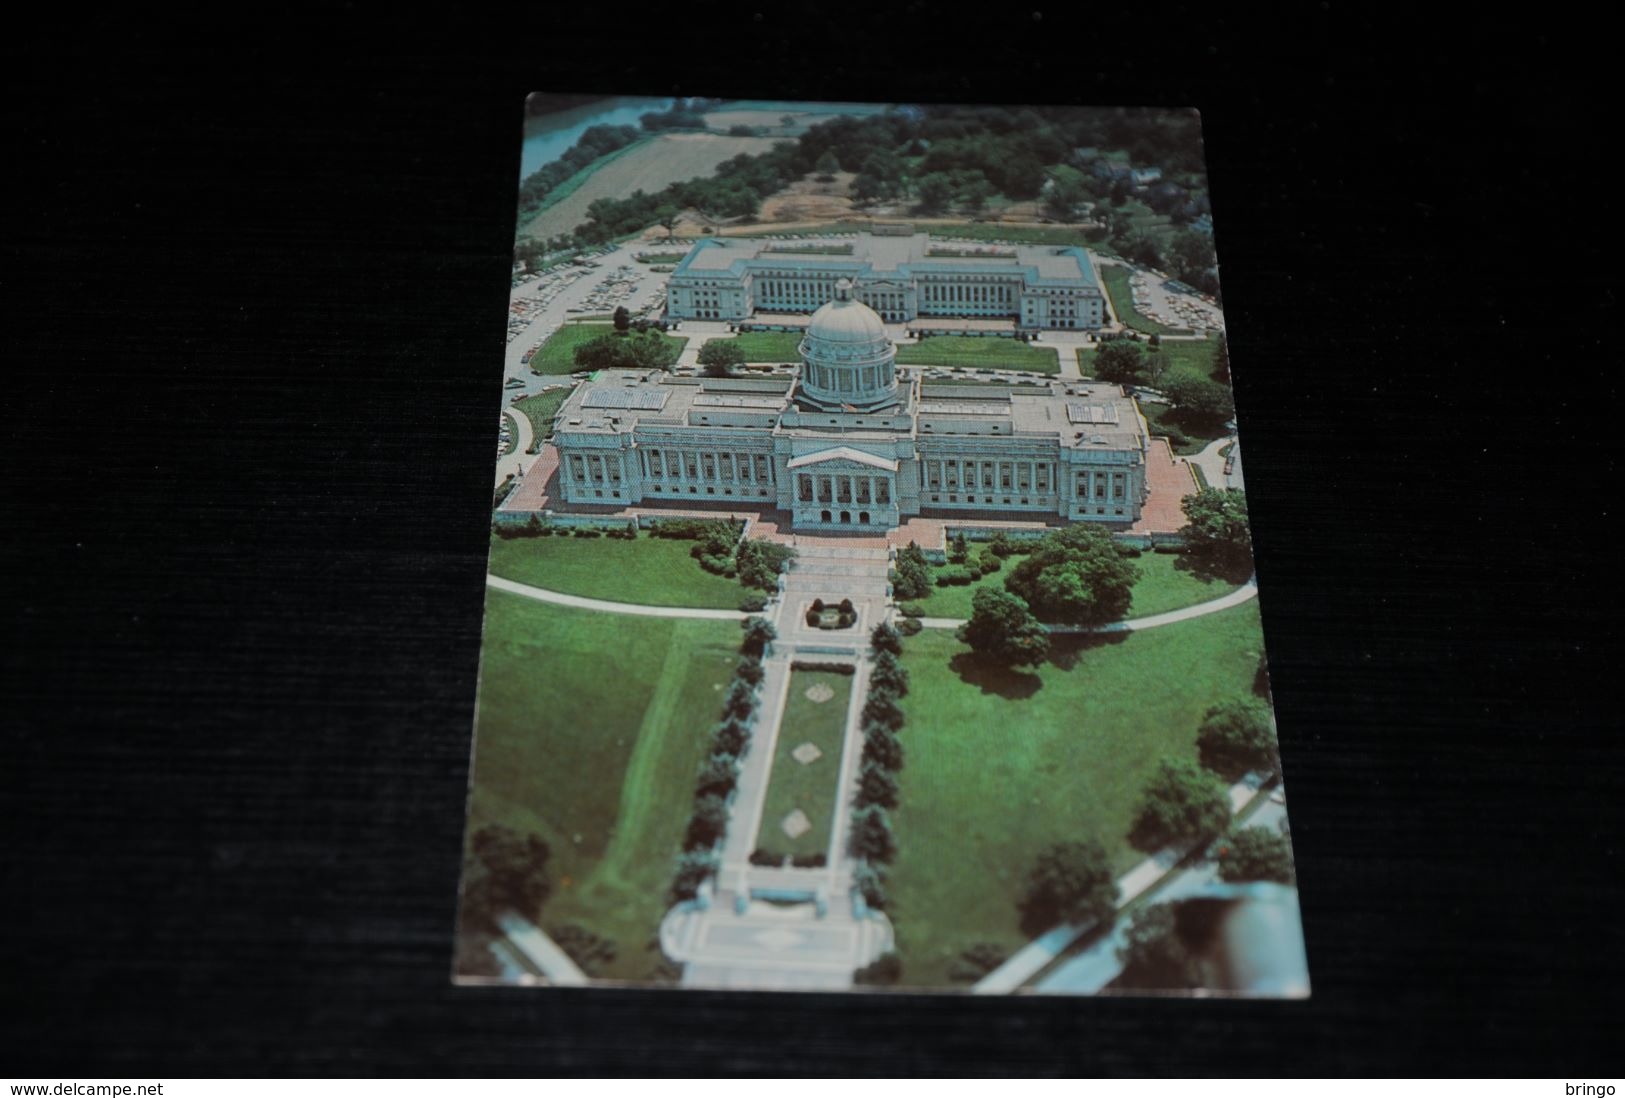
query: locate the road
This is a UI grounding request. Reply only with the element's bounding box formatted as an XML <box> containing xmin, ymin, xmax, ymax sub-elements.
<box><xmin>1187</xmin><ymin>434</ymin><xmax>1244</xmax><ymax>492</ymax></box>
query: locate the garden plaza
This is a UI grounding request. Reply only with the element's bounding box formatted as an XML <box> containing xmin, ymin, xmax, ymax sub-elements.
<box><xmin>549</xmin><ymin>279</ymin><xmax>1150</xmax><ymax>532</ymax></box>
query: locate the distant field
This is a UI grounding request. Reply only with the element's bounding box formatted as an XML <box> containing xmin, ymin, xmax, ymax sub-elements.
<box><xmin>517</xmin><ymin>132</ymin><xmax>782</xmax><ymax>242</ymax></box>
<box><xmin>896</xmin><ymin>337</ymin><xmax>1059</xmax><ymax>373</ymax></box>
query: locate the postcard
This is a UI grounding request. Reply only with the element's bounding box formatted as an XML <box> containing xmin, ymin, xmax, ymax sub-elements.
<box><xmin>455</xmin><ymin>95</ymin><xmax>1308</xmax><ymax>996</ymax></box>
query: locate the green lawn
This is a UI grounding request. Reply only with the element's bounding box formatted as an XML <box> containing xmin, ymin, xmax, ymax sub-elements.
<box><xmin>1078</xmin><ymin>333</ymin><xmax>1222</xmax><ymax>382</ymax></box>
<box><xmin>531</xmin><ymin>324</ymin><xmax>688</xmax><ymax>375</ymax></box>
<box><xmin>1139</xmin><ymin>401</ymin><xmax>1226</xmax><ymax>456</ymax></box>
<box><xmin>487</xmin><ymin>531</ymin><xmax>747</xmax><ymax>609</ymax></box>
<box><xmin>510</xmin><ymin>387</ymin><xmax>574</xmax><ymax>451</ymax></box>
<box><xmin>722</xmin><ymin>330</ymin><xmax>805</xmax><ymax>363</ymax></box>
<box><xmin>908</xmin><ymin>550</ymin><xmax>1241</xmax><ymax>622</ymax></box>
<box><xmin>886</xmin><ymin>600</ymin><xmax>1266</xmax><ymax>986</ymax></box>
<box><xmin>464</xmin><ymin>592</ymin><xmax>742</xmax><ymax>981</ymax></box>
<box><xmin>754</xmin><ymin>669</ymin><xmax>854</xmax><ymax>858</ymax></box>
<box><xmin>895</xmin><ymin>337</ymin><xmax>1060</xmax><ymax>373</ymax></box>
<box><xmin>1100</xmin><ymin>264</ymin><xmax>1181</xmax><ymax>336</ymax></box>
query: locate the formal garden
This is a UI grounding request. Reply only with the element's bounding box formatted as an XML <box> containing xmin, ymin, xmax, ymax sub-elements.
<box><xmin>750</xmin><ymin>666</ymin><xmax>855</xmax><ymax>864</ymax></box>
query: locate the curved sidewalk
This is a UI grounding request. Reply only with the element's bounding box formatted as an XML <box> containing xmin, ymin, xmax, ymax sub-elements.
<box><xmin>485</xmin><ymin>574</ymin><xmax>749</xmax><ymax>620</ymax></box>
<box><xmin>918</xmin><ymin>577</ymin><xmax>1258</xmax><ymax>633</ymax></box>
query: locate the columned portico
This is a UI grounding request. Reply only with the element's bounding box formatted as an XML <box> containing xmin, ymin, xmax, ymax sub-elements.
<box><xmin>787</xmin><ymin>447</ymin><xmax>900</xmax><ymax>530</ymax></box>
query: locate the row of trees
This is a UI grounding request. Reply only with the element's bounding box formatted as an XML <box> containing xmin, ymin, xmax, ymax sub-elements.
<box><xmin>570</xmin><ymin>329</ymin><xmax>681</xmax><ymax>373</ymax></box>
<box><xmin>848</xmin><ymin>623</ymin><xmax>909</xmax><ymax>917</ymax></box>
<box><xmin>670</xmin><ymin>616</ymin><xmax>778</xmax><ymax>903</ymax></box>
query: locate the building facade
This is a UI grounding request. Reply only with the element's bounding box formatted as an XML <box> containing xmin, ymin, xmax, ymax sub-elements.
<box><xmin>552</xmin><ymin>282</ymin><xmax>1146</xmax><ymax>532</ymax></box>
<box><xmin>665</xmin><ymin>233</ymin><xmax>1105</xmax><ymax>331</ymax></box>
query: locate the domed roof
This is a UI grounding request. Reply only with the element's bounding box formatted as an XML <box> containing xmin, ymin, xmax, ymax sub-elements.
<box><xmin>806</xmin><ymin>279</ymin><xmax>886</xmax><ymax>345</ymax></box>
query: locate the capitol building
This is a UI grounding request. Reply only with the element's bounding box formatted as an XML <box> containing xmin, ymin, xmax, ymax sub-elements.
<box><xmin>550</xmin><ymin>281</ymin><xmax>1148</xmax><ymax>532</ymax></box>
<box><xmin>665</xmin><ymin>232</ymin><xmax>1105</xmax><ymax>331</ymax></box>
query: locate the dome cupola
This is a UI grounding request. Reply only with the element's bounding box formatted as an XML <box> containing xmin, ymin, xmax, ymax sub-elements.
<box><xmin>798</xmin><ymin>279</ymin><xmax>899</xmax><ymax>410</ymax></box>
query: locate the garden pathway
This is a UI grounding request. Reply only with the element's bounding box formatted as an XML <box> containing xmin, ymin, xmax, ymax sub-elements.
<box><xmin>484</xmin><ymin>574</ymin><xmax>748</xmax><ymax>620</ymax></box>
<box><xmin>659</xmin><ymin>542</ymin><xmax>896</xmax><ymax>990</ymax></box>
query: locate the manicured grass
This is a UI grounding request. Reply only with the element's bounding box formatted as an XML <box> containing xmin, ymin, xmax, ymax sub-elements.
<box><xmin>895</xmin><ymin>337</ymin><xmax>1060</xmax><ymax>374</ymax></box>
<box><xmin>1139</xmin><ymin>401</ymin><xmax>1226</xmax><ymax>456</ymax></box>
<box><xmin>465</xmin><ymin>592</ymin><xmax>742</xmax><ymax>981</ymax></box>
<box><xmin>487</xmin><ymin>531</ymin><xmax>747</xmax><ymax>609</ymax></box>
<box><xmin>886</xmin><ymin>600</ymin><xmax>1266</xmax><ymax>986</ymax></box>
<box><xmin>908</xmin><ymin>550</ymin><xmax>1241</xmax><ymax>622</ymax></box>
<box><xmin>754</xmin><ymin>669</ymin><xmax>854</xmax><ymax>858</ymax></box>
<box><xmin>1078</xmin><ymin>333</ymin><xmax>1223</xmax><ymax>383</ymax></box>
<box><xmin>510</xmin><ymin>386</ymin><xmax>574</xmax><ymax>451</ymax></box>
<box><xmin>721</xmin><ymin>330</ymin><xmax>804</xmax><ymax>363</ymax></box>
<box><xmin>531</xmin><ymin>323</ymin><xmax>688</xmax><ymax>375</ymax></box>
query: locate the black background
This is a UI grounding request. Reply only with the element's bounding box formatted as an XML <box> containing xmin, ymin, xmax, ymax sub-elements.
<box><xmin>5</xmin><ymin>4</ymin><xmax>1620</xmax><ymax>1076</ymax></box>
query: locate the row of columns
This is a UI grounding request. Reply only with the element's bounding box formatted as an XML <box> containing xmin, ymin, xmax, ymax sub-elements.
<box><xmin>796</xmin><ymin>473</ymin><xmax>891</xmax><ymax>507</ymax></box>
<box><xmin>642</xmin><ymin>448</ymin><xmax>773</xmax><ymax>485</ymax></box>
<box><xmin>567</xmin><ymin>451</ymin><xmax>627</xmax><ymax>487</ymax></box>
<box><xmin>924</xmin><ymin>458</ymin><xmax>1054</xmax><ymax>495</ymax></box>
<box><xmin>1076</xmin><ymin>469</ymin><xmax>1128</xmax><ymax>502</ymax></box>
<box><xmin>807</xmin><ymin>362</ymin><xmax>893</xmax><ymax>394</ymax></box>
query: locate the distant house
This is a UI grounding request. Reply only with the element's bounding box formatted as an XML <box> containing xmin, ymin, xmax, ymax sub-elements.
<box><xmin>1131</xmin><ymin>166</ymin><xmax>1163</xmax><ymax>186</ymax></box>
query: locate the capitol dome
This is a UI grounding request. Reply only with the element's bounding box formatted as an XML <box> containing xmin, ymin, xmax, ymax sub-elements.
<box><xmin>798</xmin><ymin>279</ymin><xmax>899</xmax><ymax>411</ymax></box>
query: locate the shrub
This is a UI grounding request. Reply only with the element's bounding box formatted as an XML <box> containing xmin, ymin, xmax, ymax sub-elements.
<box><xmin>670</xmin><ymin>850</ymin><xmax>719</xmax><ymax>901</ymax></box>
<box><xmin>854</xmin><ymin>951</ymin><xmax>902</xmax><ymax>986</ymax></box>
<box><xmin>735</xmin><ymin>656</ymin><xmax>765</xmax><ymax>685</ymax></box>
<box><xmin>1215</xmin><ymin>826</ymin><xmax>1296</xmax><ymax>884</ymax></box>
<box><xmin>862</xmin><ymin>687</ymin><xmax>905</xmax><ymax>731</ymax></box>
<box><xmin>898</xmin><ymin>602</ymin><xmax>928</xmax><ymax>618</ymax></box>
<box><xmin>934</xmin><ymin>566</ymin><xmax>976</xmax><ymax>587</ymax></box>
<box><xmin>723</xmin><ymin>679</ymin><xmax>755</xmax><ymax>719</ymax></box>
<box><xmin>989</xmin><ymin>531</ymin><xmax>1017</xmax><ymax>558</ymax></box>
<box><xmin>790</xmin><ymin>851</ymin><xmax>827</xmax><ymax>869</ymax></box>
<box><xmin>855</xmin><ymin>758</ymin><xmax>900</xmax><ymax>809</ymax></box>
<box><xmin>739</xmin><ymin>594</ymin><xmax>768</xmax><ymax>612</ymax></box>
<box><xmin>852</xmin><ymin>863</ymin><xmax>888</xmax><ymax>910</ymax></box>
<box><xmin>712</xmin><ymin>718</ymin><xmax>749</xmax><ymax>756</ymax></box>
<box><xmin>871</xmin><ymin>622</ymin><xmax>902</xmax><ymax>656</ymax></box>
<box><xmin>976</xmin><ymin>549</ymin><xmax>1002</xmax><ymax>575</ymax></box>
<box><xmin>861</xmin><ymin>722</ymin><xmax>904</xmax><ymax>771</ymax></box>
<box><xmin>810</xmin><ymin>598</ymin><xmax>826</xmax><ymax>613</ymax></box>
<box><xmin>789</xmin><ymin>660</ymin><xmax>855</xmax><ymax>674</ymax></box>
<box><xmin>1196</xmin><ymin>698</ymin><xmax>1279</xmax><ymax>777</ymax></box>
<box><xmin>806</xmin><ymin>609</ymin><xmax>822</xmax><ymax>628</ymax></box>
<box><xmin>849</xmin><ymin>805</ymin><xmax>897</xmax><ymax>862</ymax></box>
<box><xmin>749</xmin><ymin>848</ymin><xmax>787</xmax><ymax>867</ymax></box>
<box><xmin>838</xmin><ymin>597</ymin><xmax>855</xmax><ymax>614</ymax></box>
<box><xmin>896</xmin><ymin>616</ymin><xmax>923</xmax><ymax>637</ymax></box>
<box><xmin>572</xmin><ymin>526</ymin><xmax>602</xmax><ymax>538</ymax></box>
<box><xmin>695</xmin><ymin>752</ymin><xmax>740</xmax><ymax>798</ymax></box>
<box><xmin>685</xmin><ymin>794</ymin><xmax>730</xmax><ymax>850</ymax></box>
<box><xmin>869</xmin><ymin>650</ymin><xmax>909</xmax><ymax>697</ymax></box>
<box><xmin>697</xmin><ymin>551</ymin><xmax>735</xmax><ymax>576</ymax></box>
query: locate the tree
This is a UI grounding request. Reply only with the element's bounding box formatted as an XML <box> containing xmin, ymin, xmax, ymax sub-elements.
<box><xmin>1213</xmin><ymin>337</ymin><xmax>1230</xmax><ymax>383</ymax></box>
<box><xmin>915</xmin><ymin>172</ymin><xmax>954</xmax><ymax>213</ymax></box>
<box><xmin>1196</xmin><ymin>698</ymin><xmax>1278</xmax><ymax>777</ymax></box>
<box><xmin>671</xmin><ymin>849</ymin><xmax>718</xmax><ymax>900</ymax></box>
<box><xmin>1132</xmin><ymin>757</ymin><xmax>1232</xmax><ymax>850</ymax></box>
<box><xmin>654</xmin><ymin>203</ymin><xmax>680</xmax><ymax>240</ymax></box>
<box><xmin>695</xmin><ymin>752</ymin><xmax>740</xmax><ymax>798</ymax></box>
<box><xmin>862</xmin><ymin>685</ymin><xmax>905</xmax><ymax>731</ymax></box>
<box><xmin>461</xmin><ymin>825</ymin><xmax>552</xmax><ymax>929</ymax></box>
<box><xmin>949</xmin><ymin>532</ymin><xmax>969</xmax><ymax>563</ymax></box>
<box><xmin>741</xmin><ymin>616</ymin><xmax>776</xmax><ymax>657</ymax></box>
<box><xmin>1092</xmin><ymin>339</ymin><xmax>1144</xmax><ymax>384</ymax></box>
<box><xmin>852</xmin><ymin>862</ymin><xmax>888</xmax><ymax>909</ymax></box>
<box><xmin>1024</xmin><ymin>840</ymin><xmax>1119</xmax><ymax>926</ymax></box>
<box><xmin>736</xmin><ymin>538</ymin><xmax>794</xmax><ymax>591</ymax></box>
<box><xmin>1179</xmin><ymin>487</ymin><xmax>1252</xmax><ymax>570</ymax></box>
<box><xmin>871</xmin><ymin>621</ymin><xmax>902</xmax><ymax>656</ymax></box>
<box><xmin>814</xmin><ymin>149</ymin><xmax>841</xmax><ymax>179</ymax></box>
<box><xmin>890</xmin><ymin>552</ymin><xmax>932</xmax><ymax>600</ymax></box>
<box><xmin>697</xmin><ymin>339</ymin><xmax>746</xmax><ymax>377</ymax></box>
<box><xmin>855</xmin><ymin>758</ymin><xmax>901</xmax><ymax>809</ymax></box>
<box><xmin>612</xmin><ymin>305</ymin><xmax>630</xmax><ymax>333</ymax></box>
<box><xmin>1115</xmin><ymin>903</ymin><xmax>1207</xmax><ymax>989</ymax></box>
<box><xmin>849</xmin><ymin>804</ymin><xmax>897</xmax><ymax>862</ymax></box>
<box><xmin>734</xmin><ymin>656</ymin><xmax>765</xmax><ymax>686</ymax></box>
<box><xmin>723</xmin><ymin>678</ymin><xmax>755</xmax><ymax>719</ymax></box>
<box><xmin>854</xmin><ymin>951</ymin><xmax>902</xmax><ymax>985</ymax></box>
<box><xmin>712</xmin><ymin>717</ymin><xmax>749</xmax><ymax>756</ymax></box>
<box><xmin>1045</xmin><ymin>174</ymin><xmax>1088</xmax><ymax>221</ymax></box>
<box><xmin>862</xmin><ymin>721</ymin><xmax>904</xmax><ymax>771</ymax></box>
<box><xmin>572</xmin><ymin>332</ymin><xmax>674</xmax><ymax>372</ymax></box>
<box><xmin>1004</xmin><ymin>523</ymin><xmax>1139</xmax><ymax>625</ymax></box>
<box><xmin>1216</xmin><ymin>826</ymin><xmax>1296</xmax><ymax>884</ymax></box>
<box><xmin>1169</xmin><ymin>230</ymin><xmax>1216</xmax><ymax>284</ymax></box>
<box><xmin>686</xmin><ymin>793</ymin><xmax>731</xmax><ymax>849</ymax></box>
<box><xmin>869</xmin><ymin>649</ymin><xmax>909</xmax><ymax>697</ymax></box>
<box><xmin>956</xmin><ymin>588</ymin><xmax>1050</xmax><ymax>668</ymax></box>
<box><xmin>1161</xmin><ymin>371</ymin><xmax>1234</xmax><ymax>425</ymax></box>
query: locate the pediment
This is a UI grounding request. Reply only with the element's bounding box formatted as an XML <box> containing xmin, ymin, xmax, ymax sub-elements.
<box><xmin>786</xmin><ymin>446</ymin><xmax>899</xmax><ymax>473</ymax></box>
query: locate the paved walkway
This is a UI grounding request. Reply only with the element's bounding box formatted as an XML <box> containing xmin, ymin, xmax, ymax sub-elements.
<box><xmin>918</xmin><ymin>576</ymin><xmax>1257</xmax><ymax>633</ymax></box>
<box><xmin>494</xmin><ymin>912</ymin><xmax>589</xmax><ymax>987</ymax></box>
<box><xmin>1187</xmin><ymin>434</ymin><xmax>1243</xmax><ymax>492</ymax></box>
<box><xmin>660</xmin><ymin>541</ymin><xmax>896</xmax><ymax>990</ymax></box>
<box><xmin>485</xmin><ymin>574</ymin><xmax>748</xmax><ymax>620</ymax></box>
<box><xmin>494</xmin><ymin>407</ymin><xmax>536</xmax><ymax>489</ymax></box>
<box><xmin>973</xmin><ymin>772</ymin><xmax>1271</xmax><ymax>994</ymax></box>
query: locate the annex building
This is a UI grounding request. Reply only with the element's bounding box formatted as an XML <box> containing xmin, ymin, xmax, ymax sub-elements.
<box><xmin>550</xmin><ymin>281</ymin><xmax>1147</xmax><ymax>532</ymax></box>
<box><xmin>665</xmin><ymin>232</ymin><xmax>1105</xmax><ymax>331</ymax></box>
